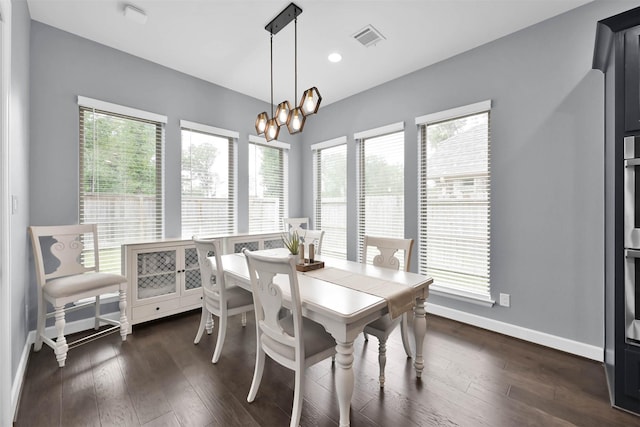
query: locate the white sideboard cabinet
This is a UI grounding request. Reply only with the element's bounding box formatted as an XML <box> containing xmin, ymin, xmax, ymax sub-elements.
<box><xmin>122</xmin><ymin>239</ymin><xmax>203</xmax><ymax>332</ymax></box>
<box><xmin>122</xmin><ymin>233</ymin><xmax>283</xmax><ymax>332</ymax></box>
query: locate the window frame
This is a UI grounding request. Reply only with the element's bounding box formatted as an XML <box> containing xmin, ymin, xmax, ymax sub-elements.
<box><xmin>78</xmin><ymin>96</ymin><xmax>166</xmax><ymax>274</ymax></box>
<box><xmin>355</xmin><ymin>122</ymin><xmax>406</xmax><ymax>267</ymax></box>
<box><xmin>247</xmin><ymin>135</ymin><xmax>290</xmax><ymax>233</ymax></box>
<box><xmin>312</xmin><ymin>136</ymin><xmax>348</xmax><ymax>259</ymax></box>
<box><xmin>180</xmin><ymin>120</ymin><xmax>237</xmax><ymax>237</ymax></box>
<box><xmin>416</xmin><ymin>100</ymin><xmax>493</xmax><ymax>306</ymax></box>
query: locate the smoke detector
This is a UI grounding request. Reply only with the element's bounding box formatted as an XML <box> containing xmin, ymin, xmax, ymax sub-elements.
<box><xmin>352</xmin><ymin>25</ymin><xmax>385</xmax><ymax>47</ymax></box>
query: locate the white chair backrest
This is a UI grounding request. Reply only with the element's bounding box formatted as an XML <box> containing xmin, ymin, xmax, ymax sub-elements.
<box><xmin>363</xmin><ymin>235</ymin><xmax>414</xmax><ymax>272</ymax></box>
<box><xmin>193</xmin><ymin>237</ymin><xmax>226</xmax><ymax>301</ymax></box>
<box><xmin>29</xmin><ymin>224</ymin><xmax>100</xmax><ymax>287</ymax></box>
<box><xmin>243</xmin><ymin>249</ymin><xmax>303</xmax><ymax>364</ymax></box>
<box><xmin>283</xmin><ymin>217</ymin><xmax>309</xmax><ymax>235</ymax></box>
<box><xmin>302</xmin><ymin>229</ymin><xmax>325</xmax><ymax>255</ymax></box>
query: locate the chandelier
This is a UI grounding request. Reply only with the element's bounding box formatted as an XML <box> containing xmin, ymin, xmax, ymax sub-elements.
<box><xmin>255</xmin><ymin>3</ymin><xmax>322</xmax><ymax>142</ymax></box>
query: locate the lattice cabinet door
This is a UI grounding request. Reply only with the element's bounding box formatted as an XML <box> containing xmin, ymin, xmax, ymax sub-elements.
<box><xmin>134</xmin><ymin>249</ymin><xmax>179</xmax><ymax>302</ymax></box>
<box><xmin>182</xmin><ymin>246</ymin><xmax>202</xmax><ymax>293</ymax></box>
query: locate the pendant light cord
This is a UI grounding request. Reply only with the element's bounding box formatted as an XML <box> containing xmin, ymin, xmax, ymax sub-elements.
<box><xmin>294</xmin><ymin>18</ymin><xmax>298</xmax><ymax>101</ymax></box>
<box><xmin>270</xmin><ymin>33</ymin><xmax>274</xmax><ymax>117</ymax></box>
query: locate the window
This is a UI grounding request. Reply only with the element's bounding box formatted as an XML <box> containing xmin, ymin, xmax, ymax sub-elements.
<box><xmin>79</xmin><ymin>97</ymin><xmax>165</xmax><ymax>274</ymax></box>
<box><xmin>312</xmin><ymin>137</ymin><xmax>347</xmax><ymax>259</ymax></box>
<box><xmin>248</xmin><ymin>136</ymin><xmax>289</xmax><ymax>233</ymax></box>
<box><xmin>417</xmin><ymin>100</ymin><xmax>492</xmax><ymax>304</ymax></box>
<box><xmin>181</xmin><ymin>121</ymin><xmax>236</xmax><ymax>237</ymax></box>
<box><xmin>356</xmin><ymin>123</ymin><xmax>405</xmax><ymax>267</ymax></box>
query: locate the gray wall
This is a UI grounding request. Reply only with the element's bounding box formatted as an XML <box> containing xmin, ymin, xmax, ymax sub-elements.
<box><xmin>11</xmin><ymin>0</ymin><xmax>30</xmax><ymax>390</ymax></box>
<box><xmin>299</xmin><ymin>0</ymin><xmax>637</xmax><ymax>348</ymax></box>
<box><xmin>28</xmin><ymin>20</ymin><xmax>304</xmax><ymax>327</ymax></box>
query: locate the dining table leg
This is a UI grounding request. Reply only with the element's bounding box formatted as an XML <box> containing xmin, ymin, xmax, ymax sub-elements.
<box><xmin>335</xmin><ymin>340</ymin><xmax>355</xmax><ymax>427</ymax></box>
<box><xmin>413</xmin><ymin>297</ymin><xmax>427</xmax><ymax>377</ymax></box>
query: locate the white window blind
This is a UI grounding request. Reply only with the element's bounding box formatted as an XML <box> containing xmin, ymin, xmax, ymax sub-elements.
<box><xmin>79</xmin><ymin>104</ymin><xmax>164</xmax><ymax>274</ymax></box>
<box><xmin>181</xmin><ymin>123</ymin><xmax>236</xmax><ymax>237</ymax></box>
<box><xmin>248</xmin><ymin>140</ymin><xmax>288</xmax><ymax>233</ymax></box>
<box><xmin>313</xmin><ymin>139</ymin><xmax>347</xmax><ymax>259</ymax></box>
<box><xmin>357</xmin><ymin>128</ymin><xmax>405</xmax><ymax>267</ymax></box>
<box><xmin>418</xmin><ymin>106</ymin><xmax>491</xmax><ymax>303</ymax></box>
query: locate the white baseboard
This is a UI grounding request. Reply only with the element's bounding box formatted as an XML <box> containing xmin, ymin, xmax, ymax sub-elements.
<box><xmin>426</xmin><ymin>302</ymin><xmax>604</xmax><ymax>362</ymax></box>
<box><xmin>11</xmin><ymin>312</ymin><xmax>121</xmax><ymax>421</ymax></box>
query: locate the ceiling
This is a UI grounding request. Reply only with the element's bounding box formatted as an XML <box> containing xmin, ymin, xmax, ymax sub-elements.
<box><xmin>27</xmin><ymin>0</ymin><xmax>593</xmax><ymax>107</ymax></box>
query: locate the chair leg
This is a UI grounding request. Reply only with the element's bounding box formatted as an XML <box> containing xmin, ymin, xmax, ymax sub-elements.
<box><xmin>241</xmin><ymin>311</ymin><xmax>247</xmax><ymax>327</ymax></box>
<box><xmin>247</xmin><ymin>346</ymin><xmax>265</xmax><ymax>403</ymax></box>
<box><xmin>54</xmin><ymin>305</ymin><xmax>68</xmax><ymax>368</ymax></box>
<box><xmin>119</xmin><ymin>289</ymin><xmax>129</xmax><ymax>341</ymax></box>
<box><xmin>194</xmin><ymin>308</ymin><xmax>208</xmax><ymax>344</ymax></box>
<box><xmin>34</xmin><ymin>295</ymin><xmax>45</xmax><ymax>352</ymax></box>
<box><xmin>94</xmin><ymin>295</ymin><xmax>101</xmax><ymax>330</ymax></box>
<box><xmin>377</xmin><ymin>338</ymin><xmax>387</xmax><ymax>388</ymax></box>
<box><xmin>290</xmin><ymin>367</ymin><xmax>305</xmax><ymax>427</ymax></box>
<box><xmin>205</xmin><ymin>312</ymin><xmax>214</xmax><ymax>334</ymax></box>
<box><xmin>211</xmin><ymin>314</ymin><xmax>227</xmax><ymax>364</ymax></box>
<box><xmin>400</xmin><ymin>312</ymin><xmax>412</xmax><ymax>358</ymax></box>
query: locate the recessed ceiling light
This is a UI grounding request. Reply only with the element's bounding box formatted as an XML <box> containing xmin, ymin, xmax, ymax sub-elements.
<box><xmin>328</xmin><ymin>52</ymin><xmax>342</xmax><ymax>63</ymax></box>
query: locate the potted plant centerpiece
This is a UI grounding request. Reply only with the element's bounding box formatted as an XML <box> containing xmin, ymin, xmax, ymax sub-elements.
<box><xmin>282</xmin><ymin>230</ymin><xmax>301</xmax><ymax>264</ymax></box>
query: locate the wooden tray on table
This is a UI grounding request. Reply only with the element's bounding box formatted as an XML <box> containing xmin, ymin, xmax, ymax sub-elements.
<box><xmin>296</xmin><ymin>259</ymin><xmax>325</xmax><ymax>272</ymax></box>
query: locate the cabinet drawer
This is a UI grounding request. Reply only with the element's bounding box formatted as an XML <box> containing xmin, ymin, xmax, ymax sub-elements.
<box><xmin>132</xmin><ymin>299</ymin><xmax>181</xmax><ymax>323</ymax></box>
<box><xmin>181</xmin><ymin>292</ymin><xmax>204</xmax><ymax>309</ymax></box>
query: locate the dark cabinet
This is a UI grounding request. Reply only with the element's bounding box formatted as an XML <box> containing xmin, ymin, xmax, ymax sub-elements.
<box><xmin>625</xmin><ymin>26</ymin><xmax>640</xmax><ymax>131</ymax></box>
<box><xmin>594</xmin><ymin>6</ymin><xmax>640</xmax><ymax>416</ymax></box>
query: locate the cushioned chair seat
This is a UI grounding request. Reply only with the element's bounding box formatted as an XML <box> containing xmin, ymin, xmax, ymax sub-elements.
<box><xmin>43</xmin><ymin>272</ymin><xmax>126</xmax><ymax>298</ymax></box>
<box><xmin>262</xmin><ymin>314</ymin><xmax>335</xmax><ymax>361</ymax></box>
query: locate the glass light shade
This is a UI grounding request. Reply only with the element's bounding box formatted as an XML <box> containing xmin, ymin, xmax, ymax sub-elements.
<box><xmin>255</xmin><ymin>112</ymin><xmax>268</xmax><ymax>135</ymax></box>
<box><xmin>265</xmin><ymin>118</ymin><xmax>280</xmax><ymax>142</ymax></box>
<box><xmin>275</xmin><ymin>101</ymin><xmax>292</xmax><ymax>126</ymax></box>
<box><xmin>287</xmin><ymin>107</ymin><xmax>306</xmax><ymax>134</ymax></box>
<box><xmin>300</xmin><ymin>87</ymin><xmax>322</xmax><ymax>116</ymax></box>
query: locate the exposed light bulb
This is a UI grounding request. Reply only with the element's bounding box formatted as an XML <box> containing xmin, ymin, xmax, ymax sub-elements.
<box><xmin>257</xmin><ymin>118</ymin><xmax>266</xmax><ymax>133</ymax></box>
<box><xmin>292</xmin><ymin>115</ymin><xmax>301</xmax><ymax>130</ymax></box>
<box><xmin>279</xmin><ymin>109</ymin><xmax>289</xmax><ymax>123</ymax></box>
<box><xmin>304</xmin><ymin>95</ymin><xmax>314</xmax><ymax>114</ymax></box>
<box><xmin>268</xmin><ymin>125</ymin><xmax>277</xmax><ymax>139</ymax></box>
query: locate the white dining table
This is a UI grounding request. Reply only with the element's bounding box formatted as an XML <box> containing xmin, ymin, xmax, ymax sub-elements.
<box><xmin>221</xmin><ymin>249</ymin><xmax>432</xmax><ymax>427</ymax></box>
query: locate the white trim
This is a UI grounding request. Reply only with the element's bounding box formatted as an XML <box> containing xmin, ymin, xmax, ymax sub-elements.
<box><xmin>354</xmin><ymin>121</ymin><xmax>404</xmax><ymax>140</ymax></box>
<box><xmin>77</xmin><ymin>96</ymin><xmax>168</xmax><ymax>124</ymax></box>
<box><xmin>0</xmin><ymin>2</ymin><xmax>11</xmax><ymax>425</ymax></box>
<box><xmin>11</xmin><ymin>330</ymin><xmax>29</xmax><ymax>423</ymax></box>
<box><xmin>248</xmin><ymin>134</ymin><xmax>290</xmax><ymax>150</ymax></box>
<box><xmin>311</xmin><ymin>136</ymin><xmax>347</xmax><ymax>151</ymax></box>
<box><xmin>179</xmin><ymin>120</ymin><xmax>239</xmax><ymax>139</ymax></box>
<box><xmin>415</xmin><ymin>99</ymin><xmax>492</xmax><ymax>125</ymax></box>
<box><xmin>426</xmin><ymin>302</ymin><xmax>603</xmax><ymax>361</ymax></box>
<box><xmin>429</xmin><ymin>284</ymin><xmax>495</xmax><ymax>307</ymax></box>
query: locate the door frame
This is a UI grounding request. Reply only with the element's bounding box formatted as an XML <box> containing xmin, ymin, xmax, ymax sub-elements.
<box><xmin>0</xmin><ymin>0</ymin><xmax>12</xmax><ymax>424</ymax></box>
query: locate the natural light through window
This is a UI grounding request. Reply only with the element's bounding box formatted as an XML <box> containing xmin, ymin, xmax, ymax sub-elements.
<box><xmin>417</xmin><ymin>100</ymin><xmax>492</xmax><ymax>305</ymax></box>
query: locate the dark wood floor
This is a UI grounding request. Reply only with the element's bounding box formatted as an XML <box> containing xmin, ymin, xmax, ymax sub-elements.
<box><xmin>14</xmin><ymin>310</ymin><xmax>640</xmax><ymax>427</ymax></box>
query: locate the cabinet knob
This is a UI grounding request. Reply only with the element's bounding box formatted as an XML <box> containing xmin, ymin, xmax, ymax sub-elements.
<box><xmin>155</xmin><ymin>307</ymin><xmax>160</xmax><ymax>311</ymax></box>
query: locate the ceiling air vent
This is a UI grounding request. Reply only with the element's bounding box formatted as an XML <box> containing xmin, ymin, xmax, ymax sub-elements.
<box><xmin>352</xmin><ymin>25</ymin><xmax>385</xmax><ymax>47</ymax></box>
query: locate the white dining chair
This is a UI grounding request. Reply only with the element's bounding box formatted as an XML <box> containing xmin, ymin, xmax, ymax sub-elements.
<box><xmin>193</xmin><ymin>237</ymin><xmax>254</xmax><ymax>364</ymax></box>
<box><xmin>362</xmin><ymin>235</ymin><xmax>415</xmax><ymax>387</ymax></box>
<box><xmin>243</xmin><ymin>249</ymin><xmax>336</xmax><ymax>427</ymax></box>
<box><xmin>28</xmin><ymin>224</ymin><xmax>129</xmax><ymax>368</ymax></box>
<box><xmin>301</xmin><ymin>229</ymin><xmax>324</xmax><ymax>255</ymax></box>
<box><xmin>283</xmin><ymin>217</ymin><xmax>309</xmax><ymax>235</ymax></box>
